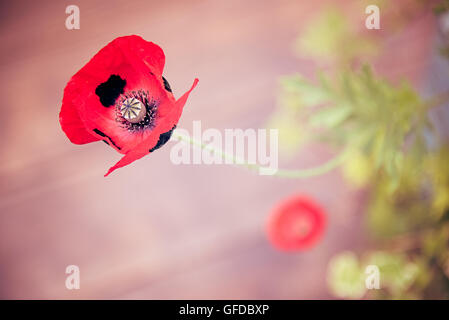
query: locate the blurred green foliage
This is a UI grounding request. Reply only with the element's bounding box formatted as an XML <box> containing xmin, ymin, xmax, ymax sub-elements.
<box><xmin>434</xmin><ymin>0</ymin><xmax>449</xmax><ymax>14</ymax></box>
<box><xmin>295</xmin><ymin>8</ymin><xmax>378</xmax><ymax>64</ymax></box>
<box><xmin>327</xmin><ymin>252</ymin><xmax>366</xmax><ymax>299</ymax></box>
<box><xmin>277</xmin><ymin>66</ymin><xmax>431</xmax><ymax>189</ymax></box>
<box><xmin>328</xmin><ymin>250</ymin><xmax>429</xmax><ymax>299</ymax></box>
<box><xmin>273</xmin><ymin>3</ymin><xmax>449</xmax><ymax>299</ymax></box>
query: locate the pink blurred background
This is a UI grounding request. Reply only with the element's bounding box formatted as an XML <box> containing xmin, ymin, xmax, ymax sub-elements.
<box><xmin>0</xmin><ymin>0</ymin><xmax>445</xmax><ymax>299</ymax></box>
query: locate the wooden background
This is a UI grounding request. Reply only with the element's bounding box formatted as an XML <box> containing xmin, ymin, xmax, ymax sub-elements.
<box><xmin>0</xmin><ymin>0</ymin><xmax>444</xmax><ymax>299</ymax></box>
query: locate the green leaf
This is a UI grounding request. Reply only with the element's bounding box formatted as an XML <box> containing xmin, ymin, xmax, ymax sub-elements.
<box><xmin>309</xmin><ymin>105</ymin><xmax>352</xmax><ymax>128</ymax></box>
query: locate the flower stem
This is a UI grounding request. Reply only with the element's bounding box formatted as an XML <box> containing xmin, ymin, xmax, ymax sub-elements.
<box><xmin>172</xmin><ymin>131</ymin><xmax>346</xmax><ymax>179</ymax></box>
<box><xmin>274</xmin><ymin>151</ymin><xmax>347</xmax><ymax>178</ymax></box>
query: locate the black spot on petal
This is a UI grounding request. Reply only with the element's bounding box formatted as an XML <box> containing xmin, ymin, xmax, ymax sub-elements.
<box><xmin>93</xmin><ymin>128</ymin><xmax>106</xmax><ymax>137</ymax></box>
<box><xmin>95</xmin><ymin>75</ymin><xmax>126</xmax><ymax>107</ymax></box>
<box><xmin>162</xmin><ymin>76</ymin><xmax>172</xmax><ymax>93</ymax></box>
<box><xmin>93</xmin><ymin>128</ymin><xmax>121</xmax><ymax>150</ymax></box>
<box><xmin>150</xmin><ymin>125</ymin><xmax>176</xmax><ymax>153</ymax></box>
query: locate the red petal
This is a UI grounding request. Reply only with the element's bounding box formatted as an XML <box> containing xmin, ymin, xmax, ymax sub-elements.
<box><xmin>59</xmin><ymin>81</ymin><xmax>101</xmax><ymax>144</ymax></box>
<box><xmin>157</xmin><ymin>78</ymin><xmax>199</xmax><ymax>125</ymax></box>
<box><xmin>126</xmin><ymin>35</ymin><xmax>165</xmax><ymax>76</ymax></box>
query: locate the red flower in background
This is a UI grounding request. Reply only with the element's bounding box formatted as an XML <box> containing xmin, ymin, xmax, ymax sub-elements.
<box><xmin>267</xmin><ymin>194</ymin><xmax>326</xmax><ymax>251</ymax></box>
<box><xmin>59</xmin><ymin>35</ymin><xmax>198</xmax><ymax>176</ymax></box>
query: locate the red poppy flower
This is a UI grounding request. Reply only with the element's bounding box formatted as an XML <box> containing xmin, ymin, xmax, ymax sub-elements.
<box><xmin>266</xmin><ymin>194</ymin><xmax>327</xmax><ymax>251</ymax></box>
<box><xmin>59</xmin><ymin>35</ymin><xmax>198</xmax><ymax>176</ymax></box>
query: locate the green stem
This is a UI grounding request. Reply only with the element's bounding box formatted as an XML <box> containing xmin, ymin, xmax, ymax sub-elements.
<box><xmin>172</xmin><ymin>131</ymin><xmax>346</xmax><ymax>179</ymax></box>
<box><xmin>274</xmin><ymin>151</ymin><xmax>347</xmax><ymax>178</ymax></box>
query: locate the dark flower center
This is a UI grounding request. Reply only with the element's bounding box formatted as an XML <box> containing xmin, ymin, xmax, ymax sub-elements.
<box><xmin>115</xmin><ymin>90</ymin><xmax>158</xmax><ymax>132</ymax></box>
